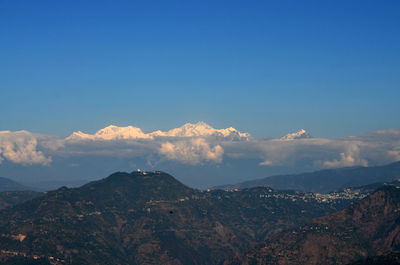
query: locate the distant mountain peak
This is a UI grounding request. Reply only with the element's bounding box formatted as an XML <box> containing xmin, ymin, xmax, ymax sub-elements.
<box><xmin>151</xmin><ymin>121</ymin><xmax>251</xmax><ymax>140</ymax></box>
<box><xmin>95</xmin><ymin>125</ymin><xmax>152</xmax><ymax>140</ymax></box>
<box><xmin>281</xmin><ymin>129</ymin><xmax>312</xmax><ymax>140</ymax></box>
<box><xmin>66</xmin><ymin>125</ymin><xmax>152</xmax><ymax>141</ymax></box>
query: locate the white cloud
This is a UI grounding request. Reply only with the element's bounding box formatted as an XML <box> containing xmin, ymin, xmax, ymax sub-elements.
<box><xmin>159</xmin><ymin>138</ymin><xmax>224</xmax><ymax>165</ymax></box>
<box><xmin>255</xmin><ymin>138</ymin><xmax>335</xmax><ymax>167</ymax></box>
<box><xmin>322</xmin><ymin>144</ymin><xmax>368</xmax><ymax>168</ymax></box>
<box><xmin>259</xmin><ymin>160</ymin><xmax>273</xmax><ymax>166</ymax></box>
<box><xmin>388</xmin><ymin>147</ymin><xmax>400</xmax><ymax>161</ymax></box>
<box><xmin>247</xmin><ymin>133</ymin><xmax>399</xmax><ymax>168</ymax></box>
<box><xmin>0</xmin><ymin>131</ymin><xmax>51</xmax><ymax>166</ymax></box>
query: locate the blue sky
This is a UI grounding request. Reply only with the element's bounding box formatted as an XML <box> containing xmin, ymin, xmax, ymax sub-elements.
<box><xmin>1</xmin><ymin>0</ymin><xmax>399</xmax><ymax>139</ymax></box>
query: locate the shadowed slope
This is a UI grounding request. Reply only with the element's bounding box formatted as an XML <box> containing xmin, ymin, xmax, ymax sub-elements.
<box><xmin>217</xmin><ymin>161</ymin><xmax>400</xmax><ymax>193</ymax></box>
<box><xmin>226</xmin><ymin>185</ymin><xmax>400</xmax><ymax>265</ymax></box>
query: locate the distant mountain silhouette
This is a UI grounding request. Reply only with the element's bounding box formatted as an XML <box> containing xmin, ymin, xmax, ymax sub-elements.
<box><xmin>226</xmin><ymin>184</ymin><xmax>400</xmax><ymax>265</ymax></box>
<box><xmin>0</xmin><ymin>177</ymin><xmax>32</xmax><ymax>192</ymax></box>
<box><xmin>216</xmin><ymin>161</ymin><xmax>400</xmax><ymax>193</ymax></box>
<box><xmin>0</xmin><ymin>170</ymin><xmax>347</xmax><ymax>264</ymax></box>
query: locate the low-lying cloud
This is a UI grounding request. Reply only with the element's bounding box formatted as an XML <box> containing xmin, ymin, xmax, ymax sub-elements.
<box><xmin>160</xmin><ymin>139</ymin><xmax>224</xmax><ymax>165</ymax></box>
<box><xmin>1</xmin><ymin>123</ymin><xmax>400</xmax><ymax>171</ymax></box>
<box><xmin>322</xmin><ymin>143</ymin><xmax>368</xmax><ymax>168</ymax></box>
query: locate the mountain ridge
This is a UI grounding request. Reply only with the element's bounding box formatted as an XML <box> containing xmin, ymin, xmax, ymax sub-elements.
<box><xmin>66</xmin><ymin>122</ymin><xmax>251</xmax><ymax>141</ymax></box>
<box><xmin>215</xmin><ymin>161</ymin><xmax>400</xmax><ymax>193</ymax></box>
<box><xmin>0</xmin><ymin>177</ymin><xmax>33</xmax><ymax>192</ymax></box>
<box><xmin>0</xmin><ymin>170</ymin><xmax>350</xmax><ymax>264</ymax></box>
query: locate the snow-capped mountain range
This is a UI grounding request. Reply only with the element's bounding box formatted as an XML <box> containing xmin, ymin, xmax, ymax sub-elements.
<box><xmin>67</xmin><ymin>126</ymin><xmax>152</xmax><ymax>141</ymax></box>
<box><xmin>66</xmin><ymin>122</ymin><xmax>251</xmax><ymax>141</ymax></box>
<box><xmin>66</xmin><ymin>123</ymin><xmax>313</xmax><ymax>142</ymax></box>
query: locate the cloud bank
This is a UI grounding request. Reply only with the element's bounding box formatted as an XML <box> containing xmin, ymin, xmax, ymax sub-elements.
<box><xmin>160</xmin><ymin>139</ymin><xmax>224</xmax><ymax>165</ymax></box>
<box><xmin>1</xmin><ymin>123</ymin><xmax>400</xmax><ymax>171</ymax></box>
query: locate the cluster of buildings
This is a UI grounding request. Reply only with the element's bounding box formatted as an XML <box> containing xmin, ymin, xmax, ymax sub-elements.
<box><xmin>257</xmin><ymin>187</ymin><xmax>369</xmax><ymax>204</ymax></box>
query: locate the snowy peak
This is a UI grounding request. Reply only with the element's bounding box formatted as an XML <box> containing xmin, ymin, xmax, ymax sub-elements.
<box><xmin>150</xmin><ymin>122</ymin><xmax>213</xmax><ymax>137</ymax></box>
<box><xmin>281</xmin><ymin>129</ymin><xmax>312</xmax><ymax>140</ymax></box>
<box><xmin>66</xmin><ymin>122</ymin><xmax>251</xmax><ymax>141</ymax></box>
<box><xmin>66</xmin><ymin>125</ymin><xmax>152</xmax><ymax>141</ymax></box>
<box><xmin>150</xmin><ymin>122</ymin><xmax>250</xmax><ymax>140</ymax></box>
<box><xmin>95</xmin><ymin>125</ymin><xmax>151</xmax><ymax>140</ymax></box>
<box><xmin>66</xmin><ymin>131</ymin><xmax>90</xmax><ymax>141</ymax></box>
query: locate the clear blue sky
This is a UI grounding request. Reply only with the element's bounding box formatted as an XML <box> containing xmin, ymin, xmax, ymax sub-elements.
<box><xmin>1</xmin><ymin>0</ymin><xmax>399</xmax><ymax>139</ymax></box>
